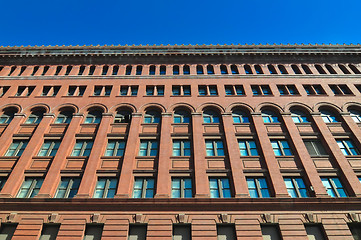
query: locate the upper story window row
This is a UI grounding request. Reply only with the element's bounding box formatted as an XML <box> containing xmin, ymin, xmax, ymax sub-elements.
<box><xmin>1</xmin><ymin>63</ymin><xmax>361</xmax><ymax>77</ymax></box>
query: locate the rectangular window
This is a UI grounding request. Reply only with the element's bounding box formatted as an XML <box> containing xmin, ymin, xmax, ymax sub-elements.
<box><xmin>139</xmin><ymin>140</ymin><xmax>158</xmax><ymax>156</ymax></box>
<box><xmin>39</xmin><ymin>224</ymin><xmax>60</xmax><ymax>240</ymax></box>
<box><xmin>304</xmin><ymin>140</ymin><xmax>328</xmax><ymax>156</ymax></box>
<box><xmin>329</xmin><ymin>84</ymin><xmax>352</xmax><ymax>95</ymax></box>
<box><xmin>303</xmin><ymin>84</ymin><xmax>326</xmax><ymax>95</ymax></box>
<box><xmin>145</xmin><ymin>85</ymin><xmax>164</xmax><ymax>96</ymax></box>
<box><xmin>172</xmin><ymin>85</ymin><xmax>191</xmax><ymax>96</ymax></box>
<box><xmin>17</xmin><ymin>177</ymin><xmax>43</xmax><ymax>198</ymax></box>
<box><xmin>337</xmin><ymin>139</ymin><xmax>360</xmax><ymax>156</ymax></box>
<box><xmin>41</xmin><ymin>86</ymin><xmax>61</xmax><ymax>97</ymax></box>
<box><xmin>224</xmin><ymin>85</ymin><xmax>245</xmax><ymax>96</ymax></box>
<box><xmin>238</xmin><ymin>140</ymin><xmax>259</xmax><ymax>156</ymax></box>
<box><xmin>284</xmin><ymin>177</ymin><xmax>309</xmax><ymax>198</ymax></box>
<box><xmin>38</xmin><ymin>140</ymin><xmax>61</xmax><ymax>157</ymax></box>
<box><xmin>132</xmin><ymin>178</ymin><xmax>154</xmax><ymax>198</ymax></box>
<box><xmin>271</xmin><ymin>140</ymin><xmax>293</xmax><ymax>156</ymax></box>
<box><xmin>305</xmin><ymin>224</ymin><xmax>327</xmax><ymax>240</ymax></box>
<box><xmin>71</xmin><ymin>140</ymin><xmax>93</xmax><ymax>157</ymax></box>
<box><xmin>205</xmin><ymin>140</ymin><xmax>224</xmax><ymax>156</ymax></box>
<box><xmin>209</xmin><ymin>178</ymin><xmax>231</xmax><ymax>198</ymax></box>
<box><xmin>5</xmin><ymin>140</ymin><xmax>28</xmax><ymax>157</ymax></box>
<box><xmin>172</xmin><ymin>140</ymin><xmax>191</xmax><ymax>156</ymax></box>
<box><xmin>120</xmin><ymin>85</ymin><xmax>138</xmax><ymax>96</ymax></box>
<box><xmin>55</xmin><ymin>177</ymin><xmax>81</xmax><ymax>198</ymax></box>
<box><xmin>67</xmin><ymin>86</ymin><xmax>86</xmax><ymax>96</ymax></box>
<box><xmin>15</xmin><ymin>86</ymin><xmax>35</xmax><ymax>97</ymax></box>
<box><xmin>217</xmin><ymin>224</ymin><xmax>236</xmax><ymax>240</ymax></box>
<box><xmin>277</xmin><ymin>85</ymin><xmax>298</xmax><ymax>95</ymax></box>
<box><xmin>93</xmin><ymin>86</ymin><xmax>112</xmax><ymax>96</ymax></box>
<box><xmin>0</xmin><ymin>224</ymin><xmax>17</xmax><ymax>240</ymax></box>
<box><xmin>94</xmin><ymin>178</ymin><xmax>117</xmax><ymax>198</ymax></box>
<box><xmin>251</xmin><ymin>85</ymin><xmax>272</xmax><ymax>96</ymax></box>
<box><xmin>321</xmin><ymin>177</ymin><xmax>347</xmax><ymax>197</ymax></box>
<box><xmin>0</xmin><ymin>177</ymin><xmax>6</xmax><ymax>191</ymax></box>
<box><xmin>198</xmin><ymin>85</ymin><xmax>218</xmax><ymax>96</ymax></box>
<box><xmin>173</xmin><ymin>224</ymin><xmax>191</xmax><ymax>240</ymax></box>
<box><xmin>261</xmin><ymin>224</ymin><xmax>282</xmax><ymax>240</ymax></box>
<box><xmin>0</xmin><ymin>86</ymin><xmax>10</xmax><ymax>97</ymax></box>
<box><xmin>171</xmin><ymin>178</ymin><xmax>192</xmax><ymax>198</ymax></box>
<box><xmin>348</xmin><ymin>223</ymin><xmax>361</xmax><ymax>240</ymax></box>
<box><xmin>83</xmin><ymin>224</ymin><xmax>103</xmax><ymax>240</ymax></box>
<box><xmin>247</xmin><ymin>177</ymin><xmax>270</xmax><ymax>198</ymax></box>
<box><xmin>105</xmin><ymin>140</ymin><xmax>126</xmax><ymax>156</ymax></box>
<box><xmin>128</xmin><ymin>224</ymin><xmax>147</xmax><ymax>240</ymax></box>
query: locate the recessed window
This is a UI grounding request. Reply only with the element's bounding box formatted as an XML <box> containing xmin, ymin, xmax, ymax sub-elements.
<box><xmin>338</xmin><ymin>64</ymin><xmax>351</xmax><ymax>74</ymax></box>
<box><xmin>262</xmin><ymin>110</ymin><xmax>279</xmax><ymax>123</ymax></box>
<box><xmin>173</xmin><ymin>110</ymin><xmax>190</xmax><ymax>123</ymax></box>
<box><xmin>5</xmin><ymin>140</ymin><xmax>28</xmax><ymax>157</ymax></box>
<box><xmin>238</xmin><ymin>140</ymin><xmax>259</xmax><ymax>156</ymax></box>
<box><xmin>205</xmin><ymin>140</ymin><xmax>224</xmax><ymax>156</ymax></box>
<box><xmin>325</xmin><ymin>64</ymin><xmax>337</xmax><ymax>74</ymax></box>
<box><xmin>284</xmin><ymin>177</ymin><xmax>309</xmax><ymax>197</ymax></box>
<box><xmin>105</xmin><ymin>140</ymin><xmax>126</xmax><ymax>156</ymax></box>
<box><xmin>207</xmin><ymin>65</ymin><xmax>214</xmax><ymax>74</ymax></box>
<box><xmin>55</xmin><ymin>110</ymin><xmax>73</xmax><ymax>124</ymax></box>
<box><xmin>136</xmin><ymin>65</ymin><xmax>142</xmax><ymax>75</ymax></box>
<box><xmin>304</xmin><ymin>140</ymin><xmax>327</xmax><ymax>156</ymax></box>
<box><xmin>172</xmin><ymin>85</ymin><xmax>191</xmax><ymax>96</ymax></box>
<box><xmin>15</xmin><ymin>86</ymin><xmax>35</xmax><ymax>97</ymax></box>
<box><xmin>244</xmin><ymin>65</ymin><xmax>253</xmax><ymax>74</ymax></box>
<box><xmin>230</xmin><ymin>65</ymin><xmax>239</xmax><ymax>74</ymax></box>
<box><xmin>277</xmin><ymin>85</ymin><xmax>298</xmax><ymax>95</ymax></box>
<box><xmin>102</xmin><ymin>65</ymin><xmax>109</xmax><ymax>75</ymax></box>
<box><xmin>25</xmin><ymin>109</ymin><xmax>45</xmax><ymax>124</ymax></box>
<box><xmin>149</xmin><ymin>65</ymin><xmax>156</xmax><ymax>75</ymax></box>
<box><xmin>183</xmin><ymin>65</ymin><xmax>190</xmax><ymax>75</ymax></box>
<box><xmin>139</xmin><ymin>140</ymin><xmax>158</xmax><ymax>156</ymax></box>
<box><xmin>305</xmin><ymin>224</ymin><xmax>327</xmax><ymax>240</ymax></box>
<box><xmin>198</xmin><ymin>85</ymin><xmax>218</xmax><ymax>96</ymax></box>
<box><xmin>39</xmin><ymin>224</ymin><xmax>60</xmax><ymax>240</ymax></box>
<box><xmin>0</xmin><ymin>108</ymin><xmax>16</xmax><ymax>124</ymax></box>
<box><xmin>320</xmin><ymin>110</ymin><xmax>339</xmax><ymax>123</ymax></box>
<box><xmin>171</xmin><ymin>178</ymin><xmax>192</xmax><ymax>198</ymax></box>
<box><xmin>114</xmin><ymin>110</ymin><xmax>132</xmax><ymax>123</ymax></box>
<box><xmin>93</xmin><ymin>86</ymin><xmax>112</xmax><ymax>96</ymax></box>
<box><xmin>261</xmin><ymin>224</ymin><xmax>282</xmax><ymax>240</ymax></box>
<box><xmin>173</xmin><ymin>65</ymin><xmax>180</xmax><ymax>75</ymax></box>
<box><xmin>128</xmin><ymin>224</ymin><xmax>147</xmax><ymax>240</ymax></box>
<box><xmin>0</xmin><ymin>86</ymin><xmax>10</xmax><ymax>97</ymax></box>
<box><xmin>315</xmin><ymin>64</ymin><xmax>327</xmax><ymax>74</ymax></box>
<box><xmin>125</xmin><ymin>65</ymin><xmax>132</xmax><ymax>75</ymax></box>
<box><xmin>337</xmin><ymin>139</ymin><xmax>359</xmax><ymax>156</ymax></box>
<box><xmin>268</xmin><ymin>65</ymin><xmax>277</xmax><ymax>74</ymax></box>
<box><xmin>94</xmin><ymin>178</ymin><xmax>117</xmax><ymax>198</ymax></box>
<box><xmin>85</xmin><ymin>110</ymin><xmax>102</xmax><ymax>124</ymax></box>
<box><xmin>329</xmin><ymin>84</ymin><xmax>352</xmax><ymax>95</ymax></box>
<box><xmin>254</xmin><ymin>65</ymin><xmax>263</xmax><ymax>74</ymax></box>
<box><xmin>133</xmin><ymin>178</ymin><xmax>154</xmax><ymax>198</ymax></box>
<box><xmin>120</xmin><ymin>85</ymin><xmax>138</xmax><ymax>96</ymax></box>
<box><xmin>173</xmin><ymin>140</ymin><xmax>191</xmax><ymax>156</ymax></box>
<box><xmin>38</xmin><ymin>140</ymin><xmax>61</xmax><ymax>157</ymax></box>
<box><xmin>247</xmin><ymin>177</ymin><xmax>270</xmax><ymax>198</ymax></box>
<box><xmin>0</xmin><ymin>224</ymin><xmax>17</xmax><ymax>240</ymax></box>
<box><xmin>349</xmin><ymin>64</ymin><xmax>361</xmax><ymax>74</ymax></box>
<box><xmin>290</xmin><ymin>109</ymin><xmax>309</xmax><ymax>123</ymax></box>
<box><xmin>112</xmin><ymin>66</ymin><xmax>119</xmax><ymax>75</ymax></box>
<box><xmin>232</xmin><ymin>110</ymin><xmax>249</xmax><ymax>123</ymax></box>
<box><xmin>160</xmin><ymin>65</ymin><xmax>166</xmax><ymax>75</ymax></box>
<box><xmin>217</xmin><ymin>224</ymin><xmax>236</xmax><ymax>240</ymax></box>
<box><xmin>220</xmin><ymin>65</ymin><xmax>228</xmax><ymax>74</ymax></box>
<box><xmin>251</xmin><ymin>85</ymin><xmax>272</xmax><ymax>96</ymax></box>
<box><xmin>291</xmin><ymin>65</ymin><xmax>302</xmax><ymax>74</ymax></box>
<box><xmin>145</xmin><ymin>85</ymin><xmax>164</xmax><ymax>96</ymax></box>
<box><xmin>278</xmin><ymin>65</ymin><xmax>288</xmax><ymax>74</ymax></box>
<box><xmin>88</xmin><ymin>65</ymin><xmax>96</xmax><ymax>75</ymax></box>
<box><xmin>71</xmin><ymin>140</ymin><xmax>93</xmax><ymax>157</ymax></box>
<box><xmin>17</xmin><ymin>178</ymin><xmax>43</xmax><ymax>198</ymax></box>
<box><xmin>303</xmin><ymin>84</ymin><xmax>325</xmax><ymax>95</ymax></box>
<box><xmin>321</xmin><ymin>177</ymin><xmax>347</xmax><ymax>197</ymax></box>
<box><xmin>209</xmin><ymin>178</ymin><xmax>231</xmax><ymax>198</ymax></box>
<box><xmin>271</xmin><ymin>140</ymin><xmax>292</xmax><ymax>156</ymax></box>
<box><xmin>83</xmin><ymin>224</ymin><xmax>103</xmax><ymax>240</ymax></box>
<box><xmin>225</xmin><ymin>85</ymin><xmax>244</xmax><ymax>96</ymax></box>
<box><xmin>348</xmin><ymin>223</ymin><xmax>361</xmax><ymax>240</ymax></box>
<box><xmin>67</xmin><ymin>86</ymin><xmax>86</xmax><ymax>96</ymax></box>
<box><xmin>349</xmin><ymin>109</ymin><xmax>361</xmax><ymax>123</ymax></box>
<box><xmin>55</xmin><ymin>177</ymin><xmax>81</xmax><ymax>198</ymax></box>
<box><xmin>173</xmin><ymin>224</ymin><xmax>191</xmax><ymax>240</ymax></box>
<box><xmin>203</xmin><ymin>110</ymin><xmax>220</xmax><ymax>123</ymax></box>
<box><xmin>196</xmin><ymin>65</ymin><xmax>204</xmax><ymax>75</ymax></box>
<box><xmin>144</xmin><ymin>110</ymin><xmax>161</xmax><ymax>124</ymax></box>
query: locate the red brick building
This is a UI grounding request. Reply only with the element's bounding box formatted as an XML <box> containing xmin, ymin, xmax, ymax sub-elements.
<box><xmin>0</xmin><ymin>44</ymin><xmax>360</xmax><ymax>239</ymax></box>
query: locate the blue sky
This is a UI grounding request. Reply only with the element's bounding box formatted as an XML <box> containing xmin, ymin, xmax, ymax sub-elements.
<box><xmin>1</xmin><ymin>0</ymin><xmax>361</xmax><ymax>46</ymax></box>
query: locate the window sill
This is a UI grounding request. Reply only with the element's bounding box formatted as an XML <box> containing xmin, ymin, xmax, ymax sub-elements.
<box><xmin>62</xmin><ymin>95</ymin><xmax>84</xmax><ymax>98</ymax></box>
<box><xmin>225</xmin><ymin>95</ymin><xmax>246</xmax><ymax>97</ymax></box>
<box><xmin>8</xmin><ymin>96</ymin><xmax>30</xmax><ymax>98</ymax></box>
<box><xmin>89</xmin><ymin>95</ymin><xmax>111</xmax><ymax>97</ymax></box>
<box><xmin>143</xmin><ymin>95</ymin><xmax>164</xmax><ymax>97</ymax></box>
<box><xmin>32</xmin><ymin>156</ymin><xmax>54</xmax><ymax>160</ymax></box>
<box><xmin>279</xmin><ymin>94</ymin><xmax>301</xmax><ymax>97</ymax></box>
<box><xmin>116</xmin><ymin>95</ymin><xmax>138</xmax><ymax>97</ymax></box>
<box><xmin>35</xmin><ymin>96</ymin><xmax>57</xmax><ymax>98</ymax></box>
<box><xmin>170</xmin><ymin>95</ymin><xmax>192</xmax><ymax>97</ymax></box>
<box><xmin>198</xmin><ymin>95</ymin><xmax>219</xmax><ymax>97</ymax></box>
<box><xmin>252</xmin><ymin>95</ymin><xmax>274</xmax><ymax>97</ymax></box>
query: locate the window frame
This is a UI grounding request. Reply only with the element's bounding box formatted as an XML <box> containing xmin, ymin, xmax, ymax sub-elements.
<box><xmin>321</xmin><ymin>177</ymin><xmax>347</xmax><ymax>197</ymax></box>
<box><xmin>93</xmin><ymin>177</ymin><xmax>118</xmax><ymax>198</ymax></box>
<box><xmin>5</xmin><ymin>140</ymin><xmax>28</xmax><ymax>157</ymax></box>
<box><xmin>55</xmin><ymin>177</ymin><xmax>81</xmax><ymax>198</ymax></box>
<box><xmin>105</xmin><ymin>140</ymin><xmax>126</xmax><ymax>156</ymax></box>
<box><xmin>172</xmin><ymin>139</ymin><xmax>191</xmax><ymax>157</ymax></box>
<box><xmin>336</xmin><ymin>139</ymin><xmax>360</xmax><ymax>156</ymax></box>
<box><xmin>71</xmin><ymin>140</ymin><xmax>93</xmax><ymax>157</ymax></box>
<box><xmin>238</xmin><ymin>140</ymin><xmax>259</xmax><ymax>156</ymax></box>
<box><xmin>284</xmin><ymin>177</ymin><xmax>309</xmax><ymax>198</ymax></box>
<box><xmin>38</xmin><ymin>140</ymin><xmax>61</xmax><ymax>157</ymax></box>
<box><xmin>271</xmin><ymin>140</ymin><xmax>293</xmax><ymax>156</ymax></box>
<box><xmin>138</xmin><ymin>140</ymin><xmax>158</xmax><ymax>157</ymax></box>
<box><xmin>171</xmin><ymin>177</ymin><xmax>192</xmax><ymax>198</ymax></box>
<box><xmin>17</xmin><ymin>177</ymin><xmax>43</xmax><ymax>198</ymax></box>
<box><xmin>209</xmin><ymin>177</ymin><xmax>231</xmax><ymax>198</ymax></box>
<box><xmin>132</xmin><ymin>177</ymin><xmax>155</xmax><ymax>198</ymax></box>
<box><xmin>205</xmin><ymin>139</ymin><xmax>225</xmax><ymax>156</ymax></box>
<box><xmin>247</xmin><ymin>177</ymin><xmax>270</xmax><ymax>198</ymax></box>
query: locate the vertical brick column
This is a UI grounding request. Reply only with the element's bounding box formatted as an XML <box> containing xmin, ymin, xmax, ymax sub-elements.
<box><xmin>311</xmin><ymin>113</ymin><xmax>361</xmax><ymax>197</ymax></box>
<box><xmin>0</xmin><ymin>114</ymin><xmax>54</xmax><ymax>198</ymax></box>
<box><xmin>115</xmin><ymin>113</ymin><xmax>142</xmax><ymax>198</ymax></box>
<box><xmin>155</xmin><ymin>113</ymin><xmax>172</xmax><ymax>198</ymax></box>
<box><xmin>76</xmin><ymin>113</ymin><xmax>113</xmax><ymax>198</ymax></box>
<box><xmin>221</xmin><ymin>113</ymin><xmax>249</xmax><ymax>197</ymax></box>
<box><xmin>251</xmin><ymin>113</ymin><xmax>289</xmax><ymax>197</ymax></box>
<box><xmin>340</xmin><ymin>112</ymin><xmax>361</xmax><ymax>150</ymax></box>
<box><xmin>192</xmin><ymin>113</ymin><xmax>210</xmax><ymax>198</ymax></box>
<box><xmin>0</xmin><ymin>113</ymin><xmax>26</xmax><ymax>156</ymax></box>
<box><xmin>36</xmin><ymin>114</ymin><xmax>84</xmax><ymax>198</ymax></box>
<box><xmin>280</xmin><ymin>113</ymin><xmax>328</xmax><ymax>197</ymax></box>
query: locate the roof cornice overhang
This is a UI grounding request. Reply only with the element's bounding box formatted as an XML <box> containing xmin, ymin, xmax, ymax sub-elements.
<box><xmin>1</xmin><ymin>44</ymin><xmax>361</xmax><ymax>58</ymax></box>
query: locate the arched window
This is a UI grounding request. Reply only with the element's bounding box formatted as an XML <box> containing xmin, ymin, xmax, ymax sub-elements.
<box><xmin>325</xmin><ymin>64</ymin><xmax>337</xmax><ymax>74</ymax></box>
<box><xmin>102</xmin><ymin>65</ymin><xmax>109</xmax><ymax>75</ymax></box>
<box><xmin>114</xmin><ymin>110</ymin><xmax>132</xmax><ymax>123</ymax></box>
<box><xmin>112</xmin><ymin>66</ymin><xmax>119</xmax><ymax>75</ymax></box>
<box><xmin>320</xmin><ymin>110</ymin><xmax>338</xmax><ymax>123</ymax></box>
<box><xmin>149</xmin><ymin>65</ymin><xmax>156</xmax><ymax>75</ymax></box>
<box><xmin>160</xmin><ymin>65</ymin><xmax>166</xmax><ymax>75</ymax></box>
<box><xmin>349</xmin><ymin>109</ymin><xmax>361</xmax><ymax>123</ymax></box>
<box><xmin>183</xmin><ymin>65</ymin><xmax>190</xmax><ymax>75</ymax></box>
<box><xmin>25</xmin><ymin>109</ymin><xmax>45</xmax><ymax>124</ymax></box>
<box><xmin>278</xmin><ymin>65</ymin><xmax>288</xmax><ymax>74</ymax></box>
<box><xmin>232</xmin><ymin>110</ymin><xmax>249</xmax><ymax>123</ymax></box>
<box><xmin>0</xmin><ymin>108</ymin><xmax>17</xmax><ymax>124</ymax></box>
<box><xmin>338</xmin><ymin>64</ymin><xmax>350</xmax><ymax>74</ymax></box>
<box><xmin>267</xmin><ymin>65</ymin><xmax>277</xmax><ymax>74</ymax></box>
<box><xmin>349</xmin><ymin>64</ymin><xmax>361</xmax><ymax>74</ymax></box>
<box><xmin>173</xmin><ymin>66</ymin><xmax>179</xmax><ymax>75</ymax></box>
<box><xmin>291</xmin><ymin>65</ymin><xmax>302</xmax><ymax>74</ymax></box>
<box><xmin>261</xmin><ymin>110</ymin><xmax>280</xmax><ymax>123</ymax></box>
<box><xmin>55</xmin><ymin>110</ymin><xmax>73</xmax><ymax>124</ymax></box>
<box><xmin>78</xmin><ymin>66</ymin><xmax>86</xmax><ymax>75</ymax></box>
<box><xmin>315</xmin><ymin>65</ymin><xmax>327</xmax><ymax>74</ymax></box>
<box><xmin>290</xmin><ymin>109</ymin><xmax>309</xmax><ymax>123</ymax></box>
<box><xmin>84</xmin><ymin>110</ymin><xmax>102</xmax><ymax>124</ymax></box>
<box><xmin>125</xmin><ymin>65</ymin><xmax>132</xmax><ymax>75</ymax></box>
<box><xmin>220</xmin><ymin>65</ymin><xmax>228</xmax><ymax>74</ymax></box>
<box><xmin>203</xmin><ymin>110</ymin><xmax>220</xmax><ymax>123</ymax></box>
<box><xmin>230</xmin><ymin>65</ymin><xmax>239</xmax><ymax>74</ymax></box>
<box><xmin>301</xmin><ymin>65</ymin><xmax>312</xmax><ymax>74</ymax></box>
<box><xmin>244</xmin><ymin>65</ymin><xmax>253</xmax><ymax>74</ymax></box>
<box><xmin>173</xmin><ymin>110</ymin><xmax>190</xmax><ymax>124</ymax></box>
<box><xmin>144</xmin><ymin>110</ymin><xmax>161</xmax><ymax>124</ymax></box>
<box><xmin>88</xmin><ymin>66</ymin><xmax>95</xmax><ymax>75</ymax></box>
<box><xmin>136</xmin><ymin>65</ymin><xmax>142</xmax><ymax>75</ymax></box>
<box><xmin>207</xmin><ymin>65</ymin><xmax>214</xmax><ymax>75</ymax></box>
<box><xmin>197</xmin><ymin>65</ymin><xmax>204</xmax><ymax>75</ymax></box>
<box><xmin>254</xmin><ymin>65</ymin><xmax>263</xmax><ymax>74</ymax></box>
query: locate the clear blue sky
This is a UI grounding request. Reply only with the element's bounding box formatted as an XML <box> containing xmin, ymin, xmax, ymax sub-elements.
<box><xmin>1</xmin><ymin>0</ymin><xmax>360</xmax><ymax>46</ymax></box>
